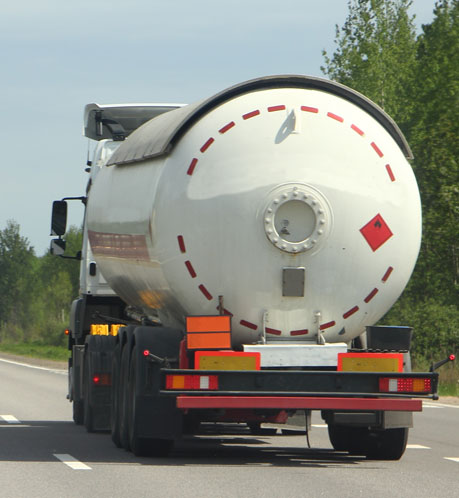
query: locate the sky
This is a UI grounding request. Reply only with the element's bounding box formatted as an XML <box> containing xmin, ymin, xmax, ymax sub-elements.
<box><xmin>1</xmin><ymin>0</ymin><xmax>438</xmax><ymax>255</ymax></box>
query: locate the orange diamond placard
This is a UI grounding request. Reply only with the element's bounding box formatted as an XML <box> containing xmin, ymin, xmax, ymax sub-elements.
<box><xmin>360</xmin><ymin>214</ymin><xmax>393</xmax><ymax>251</ymax></box>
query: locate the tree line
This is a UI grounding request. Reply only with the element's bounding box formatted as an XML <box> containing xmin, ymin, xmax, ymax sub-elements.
<box><xmin>322</xmin><ymin>0</ymin><xmax>458</xmax><ymax>365</ymax></box>
<box><xmin>0</xmin><ymin>0</ymin><xmax>457</xmax><ymax>365</ymax></box>
<box><xmin>0</xmin><ymin>221</ymin><xmax>81</xmax><ymax>347</ymax></box>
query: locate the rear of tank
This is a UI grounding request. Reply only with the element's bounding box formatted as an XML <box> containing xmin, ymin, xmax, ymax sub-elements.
<box><xmin>86</xmin><ymin>77</ymin><xmax>421</xmax><ymax>348</ymax></box>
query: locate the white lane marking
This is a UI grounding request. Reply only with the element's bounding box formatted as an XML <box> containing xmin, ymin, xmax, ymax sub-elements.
<box><xmin>444</xmin><ymin>457</ymin><xmax>459</xmax><ymax>463</ymax></box>
<box><xmin>54</xmin><ymin>454</ymin><xmax>92</xmax><ymax>470</ymax></box>
<box><xmin>407</xmin><ymin>444</ymin><xmax>431</xmax><ymax>449</ymax></box>
<box><xmin>312</xmin><ymin>424</ymin><xmax>327</xmax><ymax>428</ymax></box>
<box><xmin>0</xmin><ymin>415</ymin><xmax>20</xmax><ymax>424</ymax></box>
<box><xmin>424</xmin><ymin>402</ymin><xmax>459</xmax><ymax>409</ymax></box>
<box><xmin>0</xmin><ymin>357</ymin><xmax>66</xmax><ymax>375</ymax></box>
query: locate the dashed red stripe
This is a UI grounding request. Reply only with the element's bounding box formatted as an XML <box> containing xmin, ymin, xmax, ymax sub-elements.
<box><xmin>351</xmin><ymin>124</ymin><xmax>364</xmax><ymax>136</ymax></box>
<box><xmin>185</xmin><ymin>260</ymin><xmax>196</xmax><ymax>278</ymax></box>
<box><xmin>343</xmin><ymin>306</ymin><xmax>359</xmax><ymax>319</ymax></box>
<box><xmin>187</xmin><ymin>158</ymin><xmax>198</xmax><ymax>176</ymax></box>
<box><xmin>301</xmin><ymin>106</ymin><xmax>319</xmax><ymax>113</ymax></box>
<box><xmin>327</xmin><ymin>112</ymin><xmax>344</xmax><ymax>123</ymax></box>
<box><xmin>386</xmin><ymin>164</ymin><xmax>396</xmax><ymax>182</ymax></box>
<box><xmin>266</xmin><ymin>327</ymin><xmax>282</xmax><ymax>335</ymax></box>
<box><xmin>371</xmin><ymin>142</ymin><xmax>384</xmax><ymax>157</ymax></box>
<box><xmin>198</xmin><ymin>284</ymin><xmax>213</xmax><ymax>301</ymax></box>
<box><xmin>364</xmin><ymin>288</ymin><xmax>379</xmax><ymax>303</ymax></box>
<box><xmin>200</xmin><ymin>138</ymin><xmax>214</xmax><ymax>153</ymax></box>
<box><xmin>382</xmin><ymin>266</ymin><xmax>394</xmax><ymax>282</ymax></box>
<box><xmin>219</xmin><ymin>121</ymin><xmax>235</xmax><ymax>134</ymax></box>
<box><xmin>320</xmin><ymin>321</ymin><xmax>336</xmax><ymax>330</ymax></box>
<box><xmin>243</xmin><ymin>110</ymin><xmax>260</xmax><ymax>120</ymax></box>
<box><xmin>290</xmin><ymin>329</ymin><xmax>309</xmax><ymax>336</ymax></box>
<box><xmin>268</xmin><ymin>105</ymin><xmax>286</xmax><ymax>112</ymax></box>
<box><xmin>240</xmin><ymin>319</ymin><xmax>258</xmax><ymax>330</ymax></box>
<box><xmin>177</xmin><ymin>235</ymin><xmax>186</xmax><ymax>253</ymax></box>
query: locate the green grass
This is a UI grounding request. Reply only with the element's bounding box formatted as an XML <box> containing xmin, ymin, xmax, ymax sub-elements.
<box><xmin>438</xmin><ymin>382</ymin><xmax>459</xmax><ymax>397</ymax></box>
<box><xmin>0</xmin><ymin>341</ymin><xmax>68</xmax><ymax>362</ymax></box>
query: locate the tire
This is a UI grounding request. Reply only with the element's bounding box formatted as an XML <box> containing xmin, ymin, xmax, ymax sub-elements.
<box><xmin>83</xmin><ymin>353</ymin><xmax>95</xmax><ymax>432</ymax></box>
<box><xmin>110</xmin><ymin>344</ymin><xmax>122</xmax><ymax>447</ymax></box>
<box><xmin>128</xmin><ymin>344</ymin><xmax>174</xmax><ymax>457</ymax></box>
<box><xmin>328</xmin><ymin>425</ymin><xmax>371</xmax><ymax>455</ymax></box>
<box><xmin>119</xmin><ymin>343</ymin><xmax>131</xmax><ymax>450</ymax></box>
<box><xmin>365</xmin><ymin>428</ymin><xmax>409</xmax><ymax>460</ymax></box>
<box><xmin>327</xmin><ymin>424</ymin><xmax>350</xmax><ymax>452</ymax></box>
<box><xmin>73</xmin><ymin>399</ymin><xmax>84</xmax><ymax>425</ymax></box>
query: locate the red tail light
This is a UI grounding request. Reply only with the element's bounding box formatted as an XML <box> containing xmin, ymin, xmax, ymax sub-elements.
<box><xmin>379</xmin><ymin>377</ymin><xmax>431</xmax><ymax>393</ymax></box>
<box><xmin>166</xmin><ymin>374</ymin><xmax>218</xmax><ymax>390</ymax></box>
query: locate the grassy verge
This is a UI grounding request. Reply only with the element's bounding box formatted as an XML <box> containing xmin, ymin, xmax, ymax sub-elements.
<box><xmin>0</xmin><ymin>342</ymin><xmax>68</xmax><ymax>362</ymax></box>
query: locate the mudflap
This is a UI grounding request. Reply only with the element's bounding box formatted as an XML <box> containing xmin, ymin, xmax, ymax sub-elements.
<box><xmin>128</xmin><ymin>326</ymin><xmax>184</xmax><ymax>456</ymax></box>
<box><xmin>83</xmin><ymin>334</ymin><xmax>117</xmax><ymax>432</ymax></box>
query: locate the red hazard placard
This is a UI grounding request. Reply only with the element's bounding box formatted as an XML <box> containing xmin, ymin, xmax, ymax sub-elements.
<box><xmin>360</xmin><ymin>214</ymin><xmax>393</xmax><ymax>251</ymax></box>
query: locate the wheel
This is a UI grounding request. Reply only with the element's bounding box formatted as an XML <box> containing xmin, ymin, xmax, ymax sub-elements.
<box><xmin>73</xmin><ymin>399</ymin><xmax>84</xmax><ymax>425</ymax></box>
<box><xmin>110</xmin><ymin>344</ymin><xmax>122</xmax><ymax>447</ymax></box>
<box><xmin>248</xmin><ymin>422</ymin><xmax>263</xmax><ymax>435</ymax></box>
<box><xmin>128</xmin><ymin>345</ymin><xmax>174</xmax><ymax>457</ymax></box>
<box><xmin>327</xmin><ymin>424</ymin><xmax>350</xmax><ymax>451</ymax></box>
<box><xmin>83</xmin><ymin>353</ymin><xmax>95</xmax><ymax>432</ymax></box>
<box><xmin>365</xmin><ymin>428</ymin><xmax>409</xmax><ymax>460</ymax></box>
<box><xmin>119</xmin><ymin>343</ymin><xmax>131</xmax><ymax>450</ymax></box>
<box><xmin>328</xmin><ymin>425</ymin><xmax>370</xmax><ymax>455</ymax></box>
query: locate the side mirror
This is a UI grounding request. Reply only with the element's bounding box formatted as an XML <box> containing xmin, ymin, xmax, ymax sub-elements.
<box><xmin>50</xmin><ymin>238</ymin><xmax>66</xmax><ymax>256</ymax></box>
<box><xmin>51</xmin><ymin>201</ymin><xmax>68</xmax><ymax>236</ymax></box>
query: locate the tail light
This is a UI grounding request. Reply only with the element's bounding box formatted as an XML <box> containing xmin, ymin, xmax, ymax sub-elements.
<box><xmin>166</xmin><ymin>375</ymin><xmax>218</xmax><ymax>390</ymax></box>
<box><xmin>379</xmin><ymin>377</ymin><xmax>432</xmax><ymax>393</ymax></box>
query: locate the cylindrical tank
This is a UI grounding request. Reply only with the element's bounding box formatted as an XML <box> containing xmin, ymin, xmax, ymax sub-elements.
<box><xmin>86</xmin><ymin>75</ymin><xmax>421</xmax><ymax>347</ymax></box>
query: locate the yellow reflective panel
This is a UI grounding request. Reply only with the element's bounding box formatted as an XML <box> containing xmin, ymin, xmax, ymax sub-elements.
<box><xmin>90</xmin><ymin>324</ymin><xmax>109</xmax><ymax>336</ymax></box>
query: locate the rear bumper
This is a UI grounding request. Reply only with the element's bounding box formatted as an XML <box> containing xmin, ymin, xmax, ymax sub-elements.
<box><xmin>176</xmin><ymin>396</ymin><xmax>423</xmax><ymax>412</ymax></box>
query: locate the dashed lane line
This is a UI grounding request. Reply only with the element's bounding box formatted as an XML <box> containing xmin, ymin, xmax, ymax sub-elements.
<box><xmin>444</xmin><ymin>457</ymin><xmax>459</xmax><ymax>463</ymax></box>
<box><xmin>0</xmin><ymin>415</ymin><xmax>20</xmax><ymax>424</ymax></box>
<box><xmin>407</xmin><ymin>444</ymin><xmax>431</xmax><ymax>449</ymax></box>
<box><xmin>54</xmin><ymin>454</ymin><xmax>92</xmax><ymax>470</ymax></box>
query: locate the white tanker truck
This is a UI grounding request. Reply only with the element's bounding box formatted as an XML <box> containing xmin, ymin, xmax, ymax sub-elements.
<box><xmin>50</xmin><ymin>75</ymin><xmax>444</xmax><ymax>460</ymax></box>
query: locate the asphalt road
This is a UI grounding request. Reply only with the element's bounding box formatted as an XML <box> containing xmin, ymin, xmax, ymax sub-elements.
<box><xmin>1</xmin><ymin>355</ymin><xmax>458</xmax><ymax>498</ymax></box>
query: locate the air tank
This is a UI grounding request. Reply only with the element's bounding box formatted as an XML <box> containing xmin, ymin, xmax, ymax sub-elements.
<box><xmin>86</xmin><ymin>75</ymin><xmax>421</xmax><ymax>347</ymax></box>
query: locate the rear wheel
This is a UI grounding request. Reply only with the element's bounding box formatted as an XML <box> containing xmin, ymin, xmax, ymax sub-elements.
<box><xmin>110</xmin><ymin>344</ymin><xmax>122</xmax><ymax>447</ymax></box>
<box><xmin>327</xmin><ymin>424</ymin><xmax>350</xmax><ymax>452</ymax></box>
<box><xmin>128</xmin><ymin>345</ymin><xmax>174</xmax><ymax>457</ymax></box>
<box><xmin>83</xmin><ymin>353</ymin><xmax>95</xmax><ymax>432</ymax></box>
<box><xmin>119</xmin><ymin>343</ymin><xmax>131</xmax><ymax>450</ymax></box>
<box><xmin>365</xmin><ymin>428</ymin><xmax>409</xmax><ymax>460</ymax></box>
<box><xmin>72</xmin><ymin>399</ymin><xmax>84</xmax><ymax>425</ymax></box>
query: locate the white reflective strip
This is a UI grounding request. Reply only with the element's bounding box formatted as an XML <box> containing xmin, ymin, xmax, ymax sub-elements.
<box><xmin>444</xmin><ymin>457</ymin><xmax>459</xmax><ymax>463</ymax></box>
<box><xmin>54</xmin><ymin>454</ymin><xmax>91</xmax><ymax>470</ymax></box>
<box><xmin>0</xmin><ymin>415</ymin><xmax>20</xmax><ymax>424</ymax></box>
<box><xmin>200</xmin><ymin>376</ymin><xmax>210</xmax><ymax>389</ymax></box>
<box><xmin>407</xmin><ymin>444</ymin><xmax>430</xmax><ymax>449</ymax></box>
<box><xmin>389</xmin><ymin>379</ymin><xmax>398</xmax><ymax>392</ymax></box>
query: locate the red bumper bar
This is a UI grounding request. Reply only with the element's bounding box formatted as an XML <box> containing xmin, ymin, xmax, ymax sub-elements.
<box><xmin>176</xmin><ymin>396</ymin><xmax>423</xmax><ymax>411</ymax></box>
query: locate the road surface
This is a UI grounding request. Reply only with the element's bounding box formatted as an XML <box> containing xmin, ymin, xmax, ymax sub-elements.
<box><xmin>0</xmin><ymin>355</ymin><xmax>458</xmax><ymax>498</ymax></box>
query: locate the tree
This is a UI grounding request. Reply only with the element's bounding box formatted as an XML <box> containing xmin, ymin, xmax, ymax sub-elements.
<box><xmin>322</xmin><ymin>0</ymin><xmax>417</xmax><ymax>131</ymax></box>
<box><xmin>407</xmin><ymin>0</ymin><xmax>459</xmax><ymax>305</ymax></box>
<box><xmin>0</xmin><ymin>220</ymin><xmax>36</xmax><ymax>341</ymax></box>
<box><xmin>321</xmin><ymin>0</ymin><xmax>459</xmax><ymax>364</ymax></box>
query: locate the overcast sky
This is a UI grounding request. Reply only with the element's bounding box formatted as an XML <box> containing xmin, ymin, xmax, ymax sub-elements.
<box><xmin>1</xmin><ymin>0</ymin><xmax>437</xmax><ymax>255</ymax></box>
